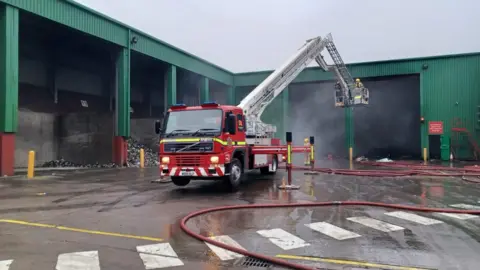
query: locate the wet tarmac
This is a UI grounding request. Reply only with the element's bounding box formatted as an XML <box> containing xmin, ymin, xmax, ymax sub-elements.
<box><xmin>0</xmin><ymin>163</ymin><xmax>479</xmax><ymax>270</ymax></box>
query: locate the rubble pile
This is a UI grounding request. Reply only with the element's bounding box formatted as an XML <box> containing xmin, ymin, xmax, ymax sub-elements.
<box><xmin>126</xmin><ymin>137</ymin><xmax>159</xmax><ymax>167</ymax></box>
<box><xmin>41</xmin><ymin>158</ymin><xmax>117</xmax><ymax>168</ymax></box>
<box><xmin>40</xmin><ymin>137</ymin><xmax>159</xmax><ymax>168</ymax></box>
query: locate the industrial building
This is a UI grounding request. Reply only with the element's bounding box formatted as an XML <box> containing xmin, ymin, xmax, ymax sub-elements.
<box><xmin>0</xmin><ymin>0</ymin><xmax>479</xmax><ymax>176</ymax></box>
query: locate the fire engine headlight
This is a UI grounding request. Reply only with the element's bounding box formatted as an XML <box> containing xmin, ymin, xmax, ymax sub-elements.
<box><xmin>161</xmin><ymin>156</ymin><xmax>170</xmax><ymax>164</ymax></box>
<box><xmin>210</xmin><ymin>156</ymin><xmax>219</xmax><ymax>164</ymax></box>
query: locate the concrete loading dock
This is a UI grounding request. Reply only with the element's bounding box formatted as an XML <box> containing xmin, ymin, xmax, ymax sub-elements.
<box><xmin>0</xmin><ymin>0</ymin><xmax>480</xmax><ymax>176</ymax></box>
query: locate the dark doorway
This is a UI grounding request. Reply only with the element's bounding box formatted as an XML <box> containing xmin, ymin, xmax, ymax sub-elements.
<box><xmin>429</xmin><ymin>135</ymin><xmax>441</xmax><ymax>159</ymax></box>
<box><xmin>354</xmin><ymin>75</ymin><xmax>421</xmax><ymax>160</ymax></box>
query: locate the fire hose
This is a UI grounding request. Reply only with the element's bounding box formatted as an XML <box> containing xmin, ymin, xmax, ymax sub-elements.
<box><xmin>181</xmin><ymin>201</ymin><xmax>480</xmax><ymax>270</ymax></box>
<box><xmin>180</xmin><ymin>164</ymin><xmax>480</xmax><ymax>270</ymax></box>
<box><xmin>282</xmin><ymin>165</ymin><xmax>480</xmax><ymax>178</ymax></box>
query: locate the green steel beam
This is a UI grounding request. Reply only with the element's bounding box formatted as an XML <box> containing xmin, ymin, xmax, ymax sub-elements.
<box><xmin>0</xmin><ymin>0</ymin><xmax>234</xmax><ymax>85</ymax></box>
<box><xmin>419</xmin><ymin>72</ymin><xmax>427</xmax><ymax>158</ymax></box>
<box><xmin>166</xmin><ymin>65</ymin><xmax>177</xmax><ymax>108</ymax></box>
<box><xmin>115</xmin><ymin>46</ymin><xmax>130</xmax><ymax>136</ymax></box>
<box><xmin>200</xmin><ymin>77</ymin><xmax>209</xmax><ymax>103</ymax></box>
<box><xmin>345</xmin><ymin>107</ymin><xmax>354</xmax><ymax>155</ymax></box>
<box><xmin>0</xmin><ymin>4</ymin><xmax>18</xmax><ymax>133</ymax></box>
<box><xmin>282</xmin><ymin>87</ymin><xmax>289</xmax><ymax>141</ymax></box>
<box><xmin>227</xmin><ymin>85</ymin><xmax>235</xmax><ymax>105</ymax></box>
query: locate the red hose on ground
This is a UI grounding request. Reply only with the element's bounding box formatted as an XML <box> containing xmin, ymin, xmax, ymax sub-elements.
<box><xmin>180</xmin><ymin>201</ymin><xmax>480</xmax><ymax>270</ymax></box>
<box><xmin>359</xmin><ymin>161</ymin><xmax>480</xmax><ymax>172</ymax></box>
<box><xmin>279</xmin><ymin>165</ymin><xmax>480</xmax><ymax>177</ymax></box>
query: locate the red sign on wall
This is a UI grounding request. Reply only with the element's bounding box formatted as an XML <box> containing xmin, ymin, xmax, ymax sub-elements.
<box><xmin>428</xmin><ymin>121</ymin><xmax>444</xmax><ymax>135</ymax></box>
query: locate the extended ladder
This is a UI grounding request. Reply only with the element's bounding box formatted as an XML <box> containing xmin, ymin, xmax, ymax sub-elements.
<box><xmin>238</xmin><ymin>33</ymin><xmax>369</xmax><ymax>139</ymax></box>
<box><xmin>323</xmin><ymin>33</ymin><xmax>369</xmax><ymax>107</ymax></box>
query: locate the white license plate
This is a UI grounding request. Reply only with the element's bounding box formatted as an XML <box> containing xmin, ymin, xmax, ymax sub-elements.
<box><xmin>179</xmin><ymin>170</ymin><xmax>195</xmax><ymax>176</ymax></box>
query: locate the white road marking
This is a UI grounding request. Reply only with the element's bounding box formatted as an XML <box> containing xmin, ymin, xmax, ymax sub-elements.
<box><xmin>384</xmin><ymin>211</ymin><xmax>444</xmax><ymax>225</ymax></box>
<box><xmin>55</xmin><ymin>251</ymin><xmax>100</xmax><ymax>270</ymax></box>
<box><xmin>347</xmin><ymin>216</ymin><xmax>404</xmax><ymax>232</ymax></box>
<box><xmin>0</xmin><ymin>260</ymin><xmax>13</xmax><ymax>270</ymax></box>
<box><xmin>205</xmin><ymin>235</ymin><xmax>246</xmax><ymax>261</ymax></box>
<box><xmin>450</xmin><ymin>203</ymin><xmax>480</xmax><ymax>210</ymax></box>
<box><xmin>256</xmin><ymin>228</ymin><xmax>310</xmax><ymax>250</ymax></box>
<box><xmin>437</xmin><ymin>213</ymin><xmax>479</xmax><ymax>220</ymax></box>
<box><xmin>305</xmin><ymin>222</ymin><xmax>361</xmax><ymax>240</ymax></box>
<box><xmin>136</xmin><ymin>243</ymin><xmax>184</xmax><ymax>269</ymax></box>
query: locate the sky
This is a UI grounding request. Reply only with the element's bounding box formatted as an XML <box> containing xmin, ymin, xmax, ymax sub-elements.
<box><xmin>75</xmin><ymin>0</ymin><xmax>480</xmax><ymax>73</ymax></box>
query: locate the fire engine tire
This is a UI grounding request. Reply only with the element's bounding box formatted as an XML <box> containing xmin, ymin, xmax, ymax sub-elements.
<box><xmin>224</xmin><ymin>158</ymin><xmax>243</xmax><ymax>191</ymax></box>
<box><xmin>171</xmin><ymin>177</ymin><xmax>190</xmax><ymax>186</ymax></box>
<box><xmin>260</xmin><ymin>155</ymin><xmax>278</xmax><ymax>175</ymax></box>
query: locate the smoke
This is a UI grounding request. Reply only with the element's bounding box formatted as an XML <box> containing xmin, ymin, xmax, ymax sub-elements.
<box><xmin>209</xmin><ymin>80</ymin><xmax>229</xmax><ymax>104</ymax></box>
<box><xmin>177</xmin><ymin>69</ymin><xmax>202</xmax><ymax>106</ymax></box>
<box><xmin>288</xmin><ymin>81</ymin><xmax>346</xmax><ymax>164</ymax></box>
<box><xmin>287</xmin><ymin>75</ymin><xmax>421</xmax><ymax>162</ymax></box>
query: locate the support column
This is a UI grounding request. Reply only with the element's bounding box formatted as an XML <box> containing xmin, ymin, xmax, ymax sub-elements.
<box><xmin>113</xmin><ymin>46</ymin><xmax>130</xmax><ymax>166</ymax></box>
<box><xmin>200</xmin><ymin>77</ymin><xmax>209</xmax><ymax>103</ymax></box>
<box><xmin>282</xmin><ymin>87</ymin><xmax>289</xmax><ymax>142</ymax></box>
<box><xmin>165</xmin><ymin>65</ymin><xmax>177</xmax><ymax>108</ymax></box>
<box><xmin>0</xmin><ymin>5</ymin><xmax>19</xmax><ymax>176</ymax></box>
<box><xmin>227</xmin><ymin>85</ymin><xmax>235</xmax><ymax>105</ymax></box>
<box><xmin>345</xmin><ymin>107</ymin><xmax>354</xmax><ymax>160</ymax></box>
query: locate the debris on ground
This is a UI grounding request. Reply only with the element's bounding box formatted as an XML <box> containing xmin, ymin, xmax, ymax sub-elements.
<box><xmin>377</xmin><ymin>158</ymin><xmax>393</xmax><ymax>162</ymax></box>
<box><xmin>355</xmin><ymin>156</ymin><xmax>368</xmax><ymax>162</ymax></box>
<box><xmin>40</xmin><ymin>137</ymin><xmax>159</xmax><ymax>168</ymax></box>
<box><xmin>41</xmin><ymin>158</ymin><xmax>117</xmax><ymax>168</ymax></box>
<box><xmin>127</xmin><ymin>137</ymin><xmax>159</xmax><ymax>167</ymax></box>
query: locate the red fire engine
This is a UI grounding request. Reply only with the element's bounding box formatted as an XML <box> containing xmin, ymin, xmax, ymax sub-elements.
<box><xmin>154</xmin><ymin>33</ymin><xmax>369</xmax><ymax>190</ymax></box>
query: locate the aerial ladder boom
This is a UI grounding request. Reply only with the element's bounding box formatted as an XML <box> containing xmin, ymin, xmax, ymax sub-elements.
<box><xmin>237</xmin><ymin>33</ymin><xmax>369</xmax><ymax>139</ymax></box>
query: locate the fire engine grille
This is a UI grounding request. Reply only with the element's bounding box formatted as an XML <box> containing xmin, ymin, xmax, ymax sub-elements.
<box><xmin>174</xmin><ymin>156</ymin><xmax>201</xmax><ymax>167</ymax></box>
<box><xmin>163</xmin><ymin>142</ymin><xmax>213</xmax><ymax>153</ymax></box>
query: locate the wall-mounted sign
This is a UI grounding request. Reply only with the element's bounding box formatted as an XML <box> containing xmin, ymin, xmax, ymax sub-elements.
<box><xmin>428</xmin><ymin>121</ymin><xmax>444</xmax><ymax>135</ymax></box>
<box><xmin>80</xmin><ymin>100</ymin><xmax>88</xmax><ymax>107</ymax></box>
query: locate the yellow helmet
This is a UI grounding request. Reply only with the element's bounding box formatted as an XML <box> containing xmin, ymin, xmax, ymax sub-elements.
<box><xmin>304</xmin><ymin>138</ymin><xmax>309</xmax><ymax>143</ymax></box>
<box><xmin>355</xmin><ymin>78</ymin><xmax>360</xmax><ymax>82</ymax></box>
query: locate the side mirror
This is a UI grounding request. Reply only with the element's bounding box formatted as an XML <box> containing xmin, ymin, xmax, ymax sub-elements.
<box><xmin>154</xmin><ymin>120</ymin><xmax>162</xmax><ymax>134</ymax></box>
<box><xmin>226</xmin><ymin>114</ymin><xmax>236</xmax><ymax>135</ymax></box>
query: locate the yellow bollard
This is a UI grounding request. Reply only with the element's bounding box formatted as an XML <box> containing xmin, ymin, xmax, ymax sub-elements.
<box><xmin>349</xmin><ymin>147</ymin><xmax>353</xmax><ymax>162</ymax></box>
<box><xmin>27</xmin><ymin>150</ymin><xmax>35</xmax><ymax>179</ymax></box>
<box><xmin>140</xmin><ymin>148</ymin><xmax>145</xmax><ymax>168</ymax></box>
<box><xmin>304</xmin><ymin>138</ymin><xmax>310</xmax><ymax>165</ymax></box>
<box><xmin>423</xmin><ymin>147</ymin><xmax>427</xmax><ymax>163</ymax></box>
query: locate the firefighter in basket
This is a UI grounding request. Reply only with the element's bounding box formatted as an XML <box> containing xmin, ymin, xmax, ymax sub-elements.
<box><xmin>355</xmin><ymin>78</ymin><xmax>364</xmax><ymax>88</ymax></box>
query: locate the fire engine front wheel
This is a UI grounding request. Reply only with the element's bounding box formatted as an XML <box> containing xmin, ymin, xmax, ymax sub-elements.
<box><xmin>171</xmin><ymin>177</ymin><xmax>190</xmax><ymax>187</ymax></box>
<box><xmin>224</xmin><ymin>158</ymin><xmax>243</xmax><ymax>190</ymax></box>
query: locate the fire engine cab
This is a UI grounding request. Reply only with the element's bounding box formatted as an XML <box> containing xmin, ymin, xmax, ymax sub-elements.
<box><xmin>155</xmin><ymin>102</ymin><xmax>280</xmax><ymax>189</ymax></box>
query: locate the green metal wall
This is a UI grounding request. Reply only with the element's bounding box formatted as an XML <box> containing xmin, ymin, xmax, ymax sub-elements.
<box><xmin>234</xmin><ymin>53</ymin><xmax>480</xmax><ymax>158</ymax></box>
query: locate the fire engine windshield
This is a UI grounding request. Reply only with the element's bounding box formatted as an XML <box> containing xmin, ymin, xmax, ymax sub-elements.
<box><xmin>163</xmin><ymin>109</ymin><xmax>222</xmax><ymax>136</ymax></box>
